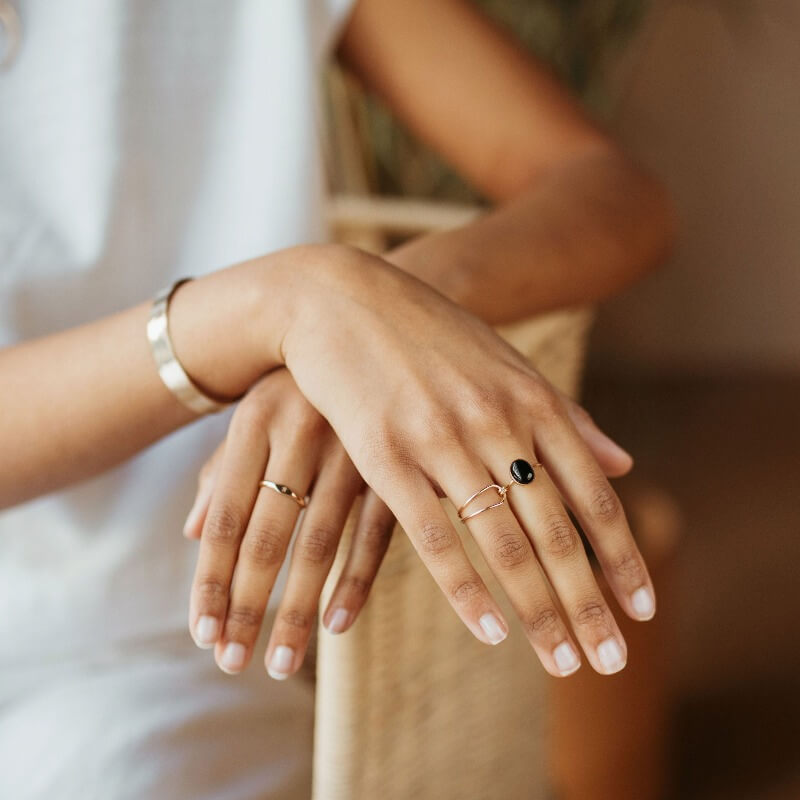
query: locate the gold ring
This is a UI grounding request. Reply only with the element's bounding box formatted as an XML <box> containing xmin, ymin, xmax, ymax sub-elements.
<box><xmin>457</xmin><ymin>459</ymin><xmax>542</xmax><ymax>522</ymax></box>
<box><xmin>258</xmin><ymin>480</ymin><xmax>309</xmax><ymax>508</ymax></box>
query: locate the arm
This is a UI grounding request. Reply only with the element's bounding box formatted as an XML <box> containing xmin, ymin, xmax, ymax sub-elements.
<box><xmin>338</xmin><ymin>0</ymin><xmax>675</xmax><ymax>323</ymax></box>
<box><xmin>3</xmin><ymin>240</ymin><xmax>656</xmax><ymax>674</ymax></box>
<box><xmin>0</xmin><ymin>255</ymin><xmax>297</xmax><ymax>508</ymax></box>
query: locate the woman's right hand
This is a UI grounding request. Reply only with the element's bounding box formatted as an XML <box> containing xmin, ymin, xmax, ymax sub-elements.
<box><xmin>261</xmin><ymin>244</ymin><xmax>654</xmax><ymax>677</ymax></box>
<box><xmin>174</xmin><ymin>243</ymin><xmax>654</xmax><ymax>676</ymax></box>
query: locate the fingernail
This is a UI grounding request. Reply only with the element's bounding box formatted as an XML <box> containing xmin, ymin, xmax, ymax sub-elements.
<box><xmin>219</xmin><ymin>642</ymin><xmax>247</xmax><ymax>674</ymax></box>
<box><xmin>194</xmin><ymin>615</ymin><xmax>219</xmax><ymax>649</ymax></box>
<box><xmin>327</xmin><ymin>608</ymin><xmax>350</xmax><ymax>634</ymax></box>
<box><xmin>479</xmin><ymin>613</ymin><xmax>507</xmax><ymax>645</ymax></box>
<box><xmin>597</xmin><ymin>636</ymin><xmax>626</xmax><ymax>674</ymax></box>
<box><xmin>267</xmin><ymin>645</ymin><xmax>295</xmax><ymax>680</ymax></box>
<box><xmin>631</xmin><ymin>586</ymin><xmax>656</xmax><ymax>620</ymax></box>
<box><xmin>553</xmin><ymin>641</ymin><xmax>580</xmax><ymax>676</ymax></box>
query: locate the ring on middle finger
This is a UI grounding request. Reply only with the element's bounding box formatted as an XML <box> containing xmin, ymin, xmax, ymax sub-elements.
<box><xmin>456</xmin><ymin>458</ymin><xmax>542</xmax><ymax>523</ymax></box>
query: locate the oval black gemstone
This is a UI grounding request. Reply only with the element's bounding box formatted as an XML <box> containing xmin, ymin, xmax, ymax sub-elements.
<box><xmin>510</xmin><ymin>459</ymin><xmax>535</xmax><ymax>485</ymax></box>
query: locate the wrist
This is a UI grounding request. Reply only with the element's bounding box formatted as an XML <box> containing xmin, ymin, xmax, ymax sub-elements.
<box><xmin>276</xmin><ymin>243</ymin><xmax>389</xmax><ymax>366</ymax></box>
<box><xmin>385</xmin><ymin>235</ymin><xmax>476</xmax><ymax>311</ymax></box>
<box><xmin>167</xmin><ymin>248</ymin><xmax>312</xmax><ymax>401</ymax></box>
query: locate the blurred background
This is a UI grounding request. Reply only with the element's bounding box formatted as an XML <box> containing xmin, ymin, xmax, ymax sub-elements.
<box><xmin>328</xmin><ymin>1</ymin><xmax>800</xmax><ymax>797</ymax></box>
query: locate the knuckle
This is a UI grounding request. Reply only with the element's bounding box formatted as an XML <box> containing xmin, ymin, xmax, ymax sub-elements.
<box><xmin>611</xmin><ymin>550</ymin><xmax>645</xmax><ymax>584</ymax></box>
<box><xmin>415</xmin><ymin>406</ymin><xmax>462</xmax><ymax>450</ymax></box>
<box><xmin>235</xmin><ymin>393</ymin><xmax>272</xmax><ymax>431</ymax></box>
<box><xmin>575</xmin><ymin>599</ymin><xmax>609</xmax><ymax>629</ymax></box>
<box><xmin>492</xmin><ymin>530</ymin><xmax>531</xmax><ymax>570</ymax></box>
<box><xmin>418</xmin><ymin>520</ymin><xmax>457</xmax><ymax>558</ymax></box>
<box><xmin>196</xmin><ymin>577</ymin><xmax>228</xmax><ymax>609</ymax></box>
<box><xmin>527</xmin><ymin>606</ymin><xmax>560</xmax><ymax>635</ymax></box>
<box><xmin>205</xmin><ymin>505</ymin><xmax>246</xmax><ymax>547</ymax></box>
<box><xmin>450</xmin><ymin>579</ymin><xmax>482</xmax><ymax>606</ymax></box>
<box><xmin>340</xmin><ymin>574</ymin><xmax>372</xmax><ymax>599</ymax></box>
<box><xmin>242</xmin><ymin>522</ymin><xmax>287</xmax><ymax>567</ymax></box>
<box><xmin>475</xmin><ymin>411</ymin><xmax>514</xmax><ymax>440</ymax></box>
<box><xmin>541</xmin><ymin>515</ymin><xmax>581</xmax><ymax>560</ymax></box>
<box><xmin>359</xmin><ymin>423</ymin><xmax>413</xmax><ymax>477</ymax></box>
<box><xmin>530</xmin><ymin>386</ymin><xmax>564</xmax><ymax>421</ymax></box>
<box><xmin>588</xmin><ymin>483</ymin><xmax>622</xmax><ymax>524</ymax></box>
<box><xmin>357</xmin><ymin>519</ymin><xmax>393</xmax><ymax>554</ymax></box>
<box><xmin>226</xmin><ymin>605</ymin><xmax>264</xmax><ymax>633</ymax></box>
<box><xmin>507</xmin><ymin>369</ymin><xmax>537</xmax><ymax>400</ymax></box>
<box><xmin>280</xmin><ymin>609</ymin><xmax>311</xmax><ymax>631</ymax></box>
<box><xmin>297</xmin><ymin>528</ymin><xmax>337</xmax><ymax>566</ymax></box>
<box><xmin>461</xmin><ymin>387</ymin><xmax>512</xmax><ymax>435</ymax></box>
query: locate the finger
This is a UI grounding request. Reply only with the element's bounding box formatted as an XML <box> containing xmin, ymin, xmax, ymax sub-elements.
<box><xmin>493</xmin><ymin>451</ymin><xmax>629</xmax><ymax>675</ymax></box>
<box><xmin>559</xmin><ymin>394</ymin><xmax>633</xmax><ymax>478</ymax></box>
<box><xmin>322</xmin><ymin>489</ymin><xmax>395</xmax><ymax>634</ymax></box>
<box><xmin>536</xmin><ymin>411</ymin><xmax>656</xmax><ymax>624</ymax></box>
<box><xmin>214</xmin><ymin>443</ymin><xmax>316</xmax><ymax>674</ymax></box>
<box><xmin>434</xmin><ymin>451</ymin><xmax>582</xmax><ymax>678</ymax></box>
<box><xmin>189</xmin><ymin>408</ymin><xmax>269</xmax><ymax>649</ymax></box>
<box><xmin>264</xmin><ymin>452</ymin><xmax>362</xmax><ymax>679</ymax></box>
<box><xmin>377</xmin><ymin>465</ymin><xmax>509</xmax><ymax>647</ymax></box>
<box><xmin>183</xmin><ymin>439</ymin><xmax>226</xmax><ymax>539</ymax></box>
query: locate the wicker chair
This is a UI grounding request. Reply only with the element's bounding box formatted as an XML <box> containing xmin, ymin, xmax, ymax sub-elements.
<box><xmin>312</xmin><ymin>298</ymin><xmax>593</xmax><ymax>800</ymax></box>
<box><xmin>314</xmin><ymin>71</ymin><xmax>678</xmax><ymax>799</ymax></box>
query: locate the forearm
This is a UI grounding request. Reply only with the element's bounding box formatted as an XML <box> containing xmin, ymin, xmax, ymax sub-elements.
<box><xmin>0</xmin><ymin>253</ymin><xmax>300</xmax><ymax>509</ymax></box>
<box><xmin>389</xmin><ymin>148</ymin><xmax>675</xmax><ymax>325</ymax></box>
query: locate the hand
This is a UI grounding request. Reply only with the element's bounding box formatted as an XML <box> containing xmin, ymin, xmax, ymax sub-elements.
<box><xmin>183</xmin><ymin>369</ymin><xmax>396</xmax><ymax>678</ymax></box>
<box><xmin>273</xmin><ymin>245</ymin><xmax>655</xmax><ymax>676</ymax></box>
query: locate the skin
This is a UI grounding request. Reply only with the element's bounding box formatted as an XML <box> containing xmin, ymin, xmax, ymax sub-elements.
<box><xmin>0</xmin><ymin>0</ymin><xmax>674</xmax><ymax>679</ymax></box>
<box><xmin>181</xmin><ymin>0</ymin><xmax>674</xmax><ymax>678</ymax></box>
<box><xmin>184</xmin><ymin>246</ymin><xmax>661</xmax><ymax>680</ymax></box>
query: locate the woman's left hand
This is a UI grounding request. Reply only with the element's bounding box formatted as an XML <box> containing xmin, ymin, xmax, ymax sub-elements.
<box><xmin>182</xmin><ymin>368</ymin><xmax>396</xmax><ymax>679</ymax></box>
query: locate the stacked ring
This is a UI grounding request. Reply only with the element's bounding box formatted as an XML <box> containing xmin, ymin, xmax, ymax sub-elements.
<box><xmin>457</xmin><ymin>458</ymin><xmax>542</xmax><ymax>522</ymax></box>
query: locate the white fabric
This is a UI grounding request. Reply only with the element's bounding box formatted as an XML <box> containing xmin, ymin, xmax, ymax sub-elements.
<box><xmin>0</xmin><ymin>1</ymin><xmax>354</xmax><ymax>797</ymax></box>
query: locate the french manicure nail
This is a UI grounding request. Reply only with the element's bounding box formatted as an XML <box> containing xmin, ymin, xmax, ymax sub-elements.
<box><xmin>220</xmin><ymin>642</ymin><xmax>246</xmax><ymax>674</ymax></box>
<box><xmin>597</xmin><ymin>636</ymin><xmax>626</xmax><ymax>674</ymax></box>
<box><xmin>479</xmin><ymin>613</ymin><xmax>507</xmax><ymax>645</ymax></box>
<box><xmin>631</xmin><ymin>586</ymin><xmax>656</xmax><ymax>620</ymax></box>
<box><xmin>553</xmin><ymin>641</ymin><xmax>580</xmax><ymax>676</ymax></box>
<box><xmin>327</xmin><ymin>608</ymin><xmax>350</xmax><ymax>634</ymax></box>
<box><xmin>267</xmin><ymin>645</ymin><xmax>295</xmax><ymax>680</ymax></box>
<box><xmin>194</xmin><ymin>615</ymin><xmax>219</xmax><ymax>649</ymax></box>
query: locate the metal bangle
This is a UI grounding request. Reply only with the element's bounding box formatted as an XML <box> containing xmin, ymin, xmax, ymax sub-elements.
<box><xmin>146</xmin><ymin>278</ymin><xmax>230</xmax><ymax>415</ymax></box>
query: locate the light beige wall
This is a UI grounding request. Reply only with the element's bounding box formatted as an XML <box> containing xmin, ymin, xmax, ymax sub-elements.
<box><xmin>593</xmin><ymin>0</ymin><xmax>800</xmax><ymax>373</ymax></box>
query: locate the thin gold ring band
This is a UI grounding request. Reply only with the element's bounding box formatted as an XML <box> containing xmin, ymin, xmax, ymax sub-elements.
<box><xmin>259</xmin><ymin>480</ymin><xmax>309</xmax><ymax>509</ymax></box>
<box><xmin>457</xmin><ymin>460</ymin><xmax>543</xmax><ymax>523</ymax></box>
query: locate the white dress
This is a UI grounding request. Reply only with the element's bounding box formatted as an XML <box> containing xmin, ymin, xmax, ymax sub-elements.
<box><xmin>0</xmin><ymin>1</ymin><xmax>353</xmax><ymax>797</ymax></box>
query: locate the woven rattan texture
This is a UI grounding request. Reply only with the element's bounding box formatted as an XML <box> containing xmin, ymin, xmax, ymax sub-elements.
<box><xmin>313</xmin><ymin>308</ymin><xmax>594</xmax><ymax>800</ymax></box>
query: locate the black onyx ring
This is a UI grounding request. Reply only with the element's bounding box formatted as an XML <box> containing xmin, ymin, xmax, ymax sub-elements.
<box><xmin>456</xmin><ymin>459</ymin><xmax>542</xmax><ymax>523</ymax></box>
